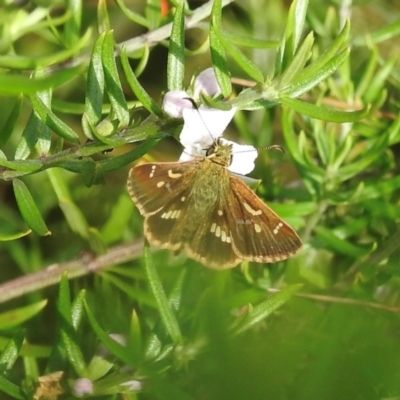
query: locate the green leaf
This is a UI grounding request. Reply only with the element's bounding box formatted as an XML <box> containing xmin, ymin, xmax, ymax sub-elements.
<box><xmin>280</xmin><ymin>97</ymin><xmax>368</xmax><ymax>123</ymax></box>
<box><xmin>84</xmin><ymin>32</ymin><xmax>106</xmax><ymax>138</ymax></box>
<box><xmin>275</xmin><ymin>0</ymin><xmax>309</xmax><ymax>74</ymax></box>
<box><xmin>97</xmin><ymin>0</ymin><xmax>111</xmax><ymax>33</ymax></box>
<box><xmin>13</xmin><ymin>179</ymin><xmax>50</xmax><ymax>236</ymax></box>
<box><xmin>99</xmin><ymin>135</ymin><xmax>164</xmax><ymax>172</ymax></box>
<box><xmin>277</xmin><ymin>31</ymin><xmax>314</xmax><ymax>90</ymax></box>
<box><xmin>0</xmin><ymin>331</ymin><xmax>25</xmax><ymax>374</ymax></box>
<box><xmin>84</xmin><ymin>299</ymin><xmax>135</xmax><ymax>367</ymax></box>
<box><xmin>0</xmin><ymin>376</ymin><xmax>24</xmax><ymax>399</ymax></box>
<box><xmin>0</xmin><ymin>66</ymin><xmax>84</xmax><ymax>95</ymax></box>
<box><xmin>364</xmin><ymin>55</ymin><xmax>398</xmax><ymax>103</ymax></box>
<box><xmin>0</xmin><ymin>300</ymin><xmax>47</xmax><ymax>331</ymax></box>
<box><xmin>102</xmin><ymin>30</ymin><xmax>129</xmax><ymax>127</ymax></box>
<box><xmin>0</xmin><ymin>96</ymin><xmax>23</xmax><ymax>148</ymax></box>
<box><xmin>232</xmin><ymin>284</ymin><xmax>302</xmax><ymax>335</ymax></box>
<box><xmin>144</xmin><ymin>243</ymin><xmax>182</xmax><ymax>344</ymax></box>
<box><xmin>57</xmin><ymin>274</ymin><xmax>87</xmax><ymax>375</ymax></box>
<box><xmin>315</xmin><ymin>227</ymin><xmax>370</xmax><ymax>258</ymax></box>
<box><xmin>64</xmin><ymin>0</ymin><xmax>82</xmax><ymax>46</ymax></box>
<box><xmin>213</xmin><ymin>30</ymin><xmax>265</xmax><ymax>83</ymax></box>
<box><xmin>30</xmin><ymin>95</ymin><xmax>80</xmax><ymax>144</ymax></box>
<box><xmin>167</xmin><ymin>0</ymin><xmax>185</xmax><ymax>91</ymax></box>
<box><xmin>100</xmin><ymin>194</ymin><xmax>133</xmax><ymax>245</ymax></box>
<box><xmin>0</xmin><ymin>229</ymin><xmax>31</xmax><ymax>241</ymax></box>
<box><xmin>209</xmin><ymin>0</ymin><xmax>231</xmax><ymax>97</ymax></box>
<box><xmin>280</xmin><ymin>48</ymin><xmax>350</xmax><ymax>97</ymax></box>
<box><xmin>121</xmin><ymin>47</ymin><xmax>163</xmax><ymax>116</ymax></box>
<box><xmin>115</xmin><ymin>0</ymin><xmax>150</xmax><ymax>28</ymax></box>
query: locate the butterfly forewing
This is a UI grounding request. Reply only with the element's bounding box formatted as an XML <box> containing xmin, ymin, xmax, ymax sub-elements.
<box><xmin>228</xmin><ymin>176</ymin><xmax>302</xmax><ymax>262</ymax></box>
<box><xmin>128</xmin><ymin>161</ymin><xmax>199</xmax><ymax>216</ymax></box>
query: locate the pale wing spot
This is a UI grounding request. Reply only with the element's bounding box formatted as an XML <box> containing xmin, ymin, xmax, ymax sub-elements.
<box><xmin>226</xmin><ymin>236</ymin><xmax>231</xmax><ymax>243</ymax></box>
<box><xmin>218</xmin><ymin>210</ymin><xmax>223</xmax><ymax>216</ymax></box>
<box><xmin>149</xmin><ymin>165</ymin><xmax>157</xmax><ymax>178</ymax></box>
<box><xmin>243</xmin><ymin>202</ymin><xmax>262</xmax><ymax>216</ymax></box>
<box><xmin>181</xmin><ymin>196</ymin><xmax>186</xmax><ymax>202</ymax></box>
<box><xmin>215</xmin><ymin>226</ymin><xmax>221</xmax><ymax>237</ymax></box>
<box><xmin>210</xmin><ymin>223</ymin><xmax>217</xmax><ymax>233</ymax></box>
<box><xmin>254</xmin><ymin>223</ymin><xmax>262</xmax><ymax>233</ymax></box>
<box><xmin>170</xmin><ymin>210</ymin><xmax>177</xmax><ymax>219</ymax></box>
<box><xmin>221</xmin><ymin>230</ymin><xmax>227</xmax><ymax>242</ymax></box>
<box><xmin>156</xmin><ymin>181</ymin><xmax>165</xmax><ymax>188</ymax></box>
<box><xmin>273</xmin><ymin>222</ymin><xmax>284</xmax><ymax>235</ymax></box>
<box><xmin>162</xmin><ymin>210</ymin><xmax>172</xmax><ymax>219</ymax></box>
<box><xmin>168</xmin><ymin>170</ymin><xmax>183</xmax><ymax>179</ymax></box>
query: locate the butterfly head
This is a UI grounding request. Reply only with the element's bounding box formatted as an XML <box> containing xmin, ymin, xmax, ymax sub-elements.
<box><xmin>205</xmin><ymin>138</ymin><xmax>233</xmax><ymax>167</ymax></box>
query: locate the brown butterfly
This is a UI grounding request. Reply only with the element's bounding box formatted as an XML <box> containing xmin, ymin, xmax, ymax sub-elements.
<box><xmin>127</xmin><ymin>137</ymin><xmax>302</xmax><ymax>269</ymax></box>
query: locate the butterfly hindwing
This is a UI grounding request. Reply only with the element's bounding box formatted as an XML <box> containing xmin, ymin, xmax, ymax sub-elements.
<box><xmin>228</xmin><ymin>176</ymin><xmax>302</xmax><ymax>262</ymax></box>
<box><xmin>185</xmin><ymin>203</ymin><xmax>241</xmax><ymax>269</ymax></box>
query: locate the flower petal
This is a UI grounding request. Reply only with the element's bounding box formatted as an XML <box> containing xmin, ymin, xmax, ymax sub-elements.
<box><xmin>193</xmin><ymin>67</ymin><xmax>221</xmax><ymax>99</ymax></box>
<box><xmin>222</xmin><ymin>138</ymin><xmax>257</xmax><ymax>175</ymax></box>
<box><xmin>162</xmin><ymin>90</ymin><xmax>193</xmax><ymax>118</ymax></box>
<box><xmin>180</xmin><ymin>105</ymin><xmax>236</xmax><ymax>150</ymax></box>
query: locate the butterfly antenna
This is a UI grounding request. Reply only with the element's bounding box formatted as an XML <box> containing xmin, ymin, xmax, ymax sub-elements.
<box><xmin>184</xmin><ymin>97</ymin><xmax>216</xmax><ymax>144</ymax></box>
<box><xmin>258</xmin><ymin>144</ymin><xmax>285</xmax><ymax>154</ymax></box>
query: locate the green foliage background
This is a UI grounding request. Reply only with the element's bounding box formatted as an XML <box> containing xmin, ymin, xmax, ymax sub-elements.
<box><xmin>1</xmin><ymin>0</ymin><xmax>400</xmax><ymax>399</ymax></box>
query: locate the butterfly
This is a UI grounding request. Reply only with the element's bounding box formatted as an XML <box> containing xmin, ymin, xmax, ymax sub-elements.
<box><xmin>127</xmin><ymin>137</ymin><xmax>302</xmax><ymax>269</ymax></box>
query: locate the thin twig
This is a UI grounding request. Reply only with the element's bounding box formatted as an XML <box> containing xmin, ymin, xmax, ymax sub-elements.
<box><xmin>267</xmin><ymin>288</ymin><xmax>400</xmax><ymax>313</ymax></box>
<box><xmin>0</xmin><ymin>239</ymin><xmax>144</xmax><ymax>304</ymax></box>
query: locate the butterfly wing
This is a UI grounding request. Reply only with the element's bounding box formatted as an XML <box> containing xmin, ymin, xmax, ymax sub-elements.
<box><xmin>129</xmin><ymin>160</ymin><xmax>204</xmax><ymax>252</ymax></box>
<box><xmin>184</xmin><ymin>204</ymin><xmax>241</xmax><ymax>269</ymax></box>
<box><xmin>227</xmin><ymin>176</ymin><xmax>302</xmax><ymax>262</ymax></box>
<box><xmin>127</xmin><ymin>161</ymin><xmax>199</xmax><ymax>216</ymax></box>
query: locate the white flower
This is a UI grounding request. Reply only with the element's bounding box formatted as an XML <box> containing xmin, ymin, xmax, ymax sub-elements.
<box><xmin>162</xmin><ymin>68</ymin><xmax>257</xmax><ymax>176</ymax></box>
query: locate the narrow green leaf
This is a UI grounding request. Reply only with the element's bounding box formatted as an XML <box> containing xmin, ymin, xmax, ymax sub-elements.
<box><xmin>97</xmin><ymin>0</ymin><xmax>111</xmax><ymax>33</ymax></box>
<box><xmin>0</xmin><ymin>229</ymin><xmax>31</xmax><ymax>241</ymax></box>
<box><xmin>209</xmin><ymin>26</ymin><xmax>231</xmax><ymax>97</ymax></box>
<box><xmin>167</xmin><ymin>0</ymin><xmax>185</xmax><ymax>91</ymax></box>
<box><xmin>115</xmin><ymin>0</ymin><xmax>150</xmax><ymax>28</ymax></box>
<box><xmin>128</xmin><ymin>310</ymin><xmax>142</xmax><ymax>365</ymax></box>
<box><xmin>232</xmin><ymin>284</ymin><xmax>302</xmax><ymax>335</ymax></box>
<box><xmin>84</xmin><ymin>32</ymin><xmax>106</xmax><ymax>138</ymax></box>
<box><xmin>214</xmin><ymin>30</ymin><xmax>265</xmax><ymax>83</ymax></box>
<box><xmin>0</xmin><ymin>300</ymin><xmax>47</xmax><ymax>331</ymax></box>
<box><xmin>145</xmin><ymin>0</ymin><xmax>162</xmax><ymax>30</ymax></box>
<box><xmin>30</xmin><ymin>95</ymin><xmax>80</xmax><ymax>144</ymax></box>
<box><xmin>222</xmin><ymin>30</ymin><xmax>279</xmax><ymax>49</ymax></box>
<box><xmin>0</xmin><ymin>66</ymin><xmax>84</xmax><ymax>95</ymax></box>
<box><xmin>0</xmin><ymin>331</ymin><xmax>25</xmax><ymax>374</ymax></box>
<box><xmin>277</xmin><ymin>31</ymin><xmax>314</xmax><ymax>90</ymax></box>
<box><xmin>102</xmin><ymin>31</ymin><xmax>129</xmax><ymax>127</ymax></box>
<box><xmin>84</xmin><ymin>299</ymin><xmax>135</xmax><ymax>367</ymax></box>
<box><xmin>121</xmin><ymin>47</ymin><xmax>163</xmax><ymax>116</ymax></box>
<box><xmin>59</xmin><ymin>198</ymin><xmax>89</xmax><ymax>239</ymax></box>
<box><xmin>275</xmin><ymin>0</ymin><xmax>309</xmax><ymax>73</ymax></box>
<box><xmin>57</xmin><ymin>274</ymin><xmax>87</xmax><ymax>375</ymax></box>
<box><xmin>144</xmin><ymin>243</ymin><xmax>182</xmax><ymax>344</ymax></box>
<box><xmin>364</xmin><ymin>55</ymin><xmax>398</xmax><ymax>103</ymax></box>
<box><xmin>64</xmin><ymin>0</ymin><xmax>82</xmax><ymax>46</ymax></box>
<box><xmin>300</xmin><ymin>21</ymin><xmax>350</xmax><ymax>84</ymax></box>
<box><xmin>280</xmin><ymin>97</ymin><xmax>368</xmax><ymax>123</ymax></box>
<box><xmin>315</xmin><ymin>227</ymin><xmax>370</xmax><ymax>258</ymax></box>
<box><xmin>99</xmin><ymin>135</ymin><xmax>164</xmax><ymax>172</ymax></box>
<box><xmin>13</xmin><ymin>179</ymin><xmax>50</xmax><ymax>236</ymax></box>
<box><xmin>0</xmin><ymin>96</ymin><xmax>23</xmax><ymax>148</ymax></box>
<box><xmin>100</xmin><ymin>194</ymin><xmax>133</xmax><ymax>245</ymax></box>
<box><xmin>0</xmin><ymin>376</ymin><xmax>24</xmax><ymax>399</ymax></box>
<box><xmin>280</xmin><ymin>48</ymin><xmax>350</xmax><ymax>97</ymax></box>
